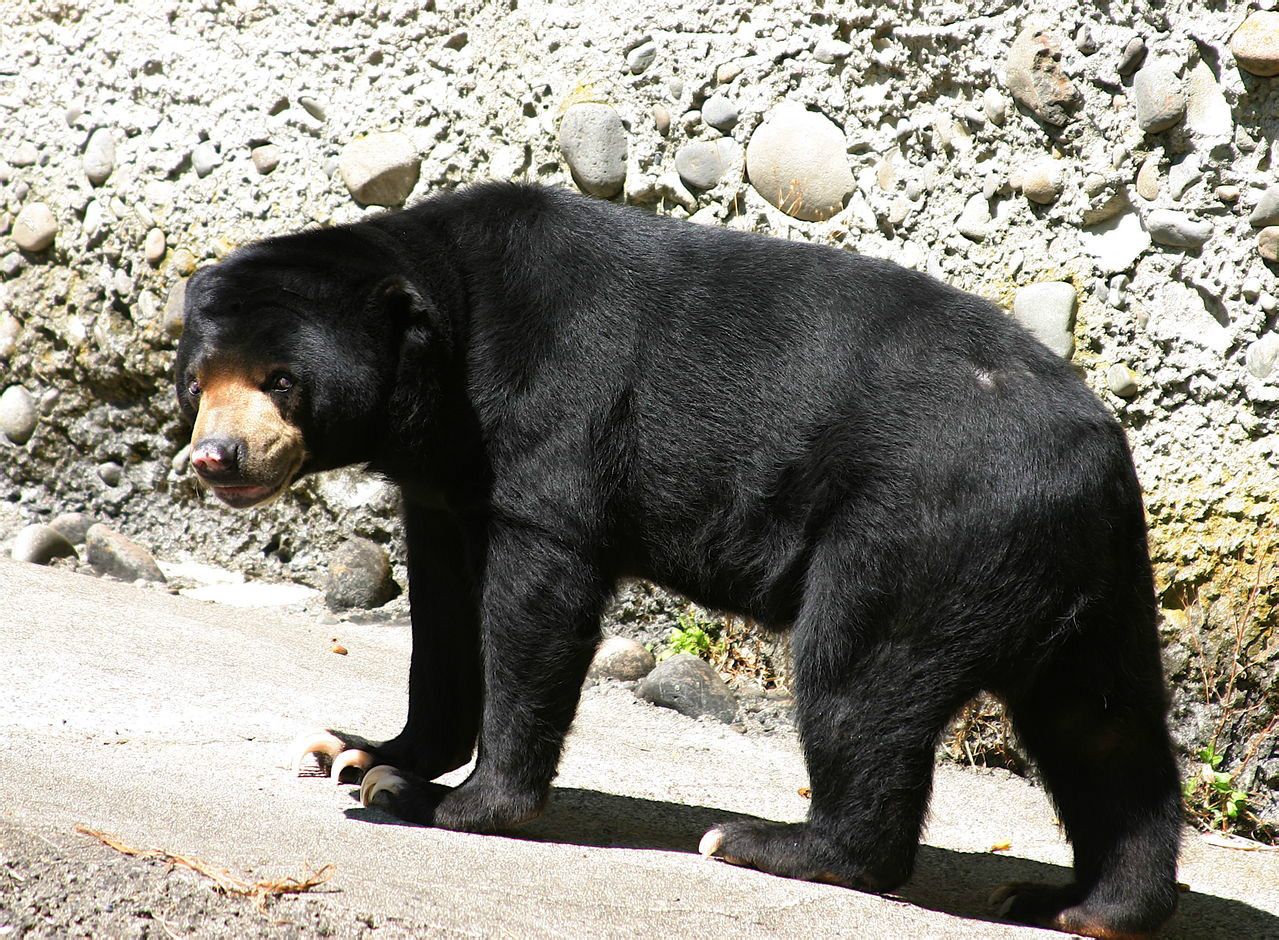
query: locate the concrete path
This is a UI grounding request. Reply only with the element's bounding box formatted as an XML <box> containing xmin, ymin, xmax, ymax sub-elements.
<box><xmin>2</xmin><ymin>557</ymin><xmax>1277</xmax><ymax>937</ymax></box>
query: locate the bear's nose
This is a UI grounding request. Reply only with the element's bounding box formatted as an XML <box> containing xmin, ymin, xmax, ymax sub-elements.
<box><xmin>191</xmin><ymin>437</ymin><xmax>243</xmax><ymax>479</ymax></box>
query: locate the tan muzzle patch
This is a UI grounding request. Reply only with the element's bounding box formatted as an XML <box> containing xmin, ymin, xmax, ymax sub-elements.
<box><xmin>190</xmin><ymin>370</ymin><xmax>306</xmax><ymax>507</ymax></box>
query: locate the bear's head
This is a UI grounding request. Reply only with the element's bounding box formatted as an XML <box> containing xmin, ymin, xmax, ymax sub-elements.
<box><xmin>174</xmin><ymin>229</ymin><xmax>429</xmax><ymax>509</ymax></box>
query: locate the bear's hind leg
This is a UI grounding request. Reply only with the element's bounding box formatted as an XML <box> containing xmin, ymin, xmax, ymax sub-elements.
<box><xmin>996</xmin><ymin>625</ymin><xmax>1181</xmax><ymax>939</ymax></box>
<box><xmin>703</xmin><ymin>610</ymin><xmax>981</xmax><ymax>893</ymax></box>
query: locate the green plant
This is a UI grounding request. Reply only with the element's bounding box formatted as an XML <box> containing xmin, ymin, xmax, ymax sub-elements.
<box><xmin>1184</xmin><ymin>744</ymin><xmax>1251</xmax><ymax>831</ymax></box>
<box><xmin>658</xmin><ymin>609</ymin><xmax>725</xmax><ymax>661</ymax></box>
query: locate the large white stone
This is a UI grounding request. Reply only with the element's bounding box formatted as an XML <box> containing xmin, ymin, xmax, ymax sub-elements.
<box><xmin>1013</xmin><ymin>282</ymin><xmax>1077</xmax><ymax>358</ymax></box>
<box><xmin>746</xmin><ymin>103</ymin><xmax>854</xmax><ymax>222</ymax></box>
<box><xmin>1231</xmin><ymin>11</ymin><xmax>1279</xmax><ymax>77</ymax></box>
<box><xmin>1184</xmin><ymin>62</ymin><xmax>1233</xmax><ymax>142</ymax></box>
<box><xmin>339</xmin><ymin>132</ymin><xmax>421</xmax><ymax>206</ymax></box>
<box><xmin>1079</xmin><ymin>208</ymin><xmax>1150</xmax><ymax>274</ymax></box>
<box><xmin>558</xmin><ymin>104</ymin><xmax>628</xmax><ymax>199</ymax></box>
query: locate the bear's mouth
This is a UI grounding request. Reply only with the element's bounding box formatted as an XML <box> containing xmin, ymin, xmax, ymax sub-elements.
<box><xmin>209</xmin><ymin>481</ymin><xmax>283</xmax><ymax>509</ymax></box>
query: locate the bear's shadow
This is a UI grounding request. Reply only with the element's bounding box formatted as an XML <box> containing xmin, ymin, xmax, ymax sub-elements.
<box><xmin>346</xmin><ymin>786</ymin><xmax>1278</xmax><ymax>937</ymax></box>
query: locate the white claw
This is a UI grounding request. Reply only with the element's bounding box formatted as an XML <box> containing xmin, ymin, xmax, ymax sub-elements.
<box><xmin>699</xmin><ymin>828</ymin><xmax>725</xmax><ymax>858</ymax></box>
<box><xmin>360</xmin><ymin>764</ymin><xmax>408</xmax><ymax>808</ymax></box>
<box><xmin>330</xmin><ymin>748</ymin><xmax>376</xmax><ymax>784</ymax></box>
<box><xmin>290</xmin><ymin>731</ymin><xmax>346</xmax><ymax>776</ymax></box>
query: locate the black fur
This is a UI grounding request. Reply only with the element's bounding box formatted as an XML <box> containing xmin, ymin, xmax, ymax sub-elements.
<box><xmin>176</xmin><ymin>183</ymin><xmax>1181</xmax><ymax>936</ymax></box>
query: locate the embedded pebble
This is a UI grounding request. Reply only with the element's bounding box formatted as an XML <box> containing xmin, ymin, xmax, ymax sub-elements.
<box><xmin>97</xmin><ymin>461</ymin><xmax>123</xmax><ymax>487</ymax></box>
<box><xmin>1146</xmin><ymin>209</ymin><xmax>1211</xmax><ymax>249</ymax></box>
<box><xmin>674</xmin><ymin>139</ymin><xmax>738</xmax><ymax>191</ymax></box>
<box><xmin>1118</xmin><ymin>36</ymin><xmax>1147</xmax><ymax>75</ymax></box>
<box><xmin>0</xmin><ymin>316</ymin><xmax>18</xmax><ymax>359</ymax></box>
<box><xmin>701</xmin><ymin>94</ymin><xmax>738</xmax><ymax>131</ymax></box>
<box><xmin>10</xmin><ymin>142</ymin><xmax>38</xmax><ymax>167</ymax></box>
<box><xmin>11</xmin><ymin>203</ymin><xmax>57</xmax><ymax>252</ymax></box>
<box><xmin>144</xmin><ymin>227</ymin><xmax>166</xmax><ymax>265</ymax></box>
<box><xmin>1249</xmin><ymin>187</ymin><xmax>1279</xmax><ymax>228</ymax></box>
<box><xmin>1005</xmin><ymin>24</ymin><xmax>1081</xmax><ymax>126</ymax></box>
<box><xmin>339</xmin><ymin>132</ymin><xmax>421</xmax><ymax>206</ymax></box>
<box><xmin>588</xmin><ymin>636</ymin><xmax>657</xmax><ymax>682</ymax></box>
<box><xmin>163</xmin><ymin>277</ymin><xmax>187</xmax><ymax>337</ymax></box>
<box><xmin>982</xmin><ymin>88</ymin><xmax>1007</xmax><ymax>126</ymax></box>
<box><xmin>1260</xmin><ymin>227</ymin><xmax>1279</xmax><ymax>263</ymax></box>
<box><xmin>82</xmin><ymin>127</ymin><xmax>116</xmax><ymax>186</ymax></box>
<box><xmin>1132</xmin><ymin>61</ymin><xmax>1185</xmax><ymax>134</ymax></box>
<box><xmin>1184</xmin><ymin>62</ymin><xmax>1233</xmax><ymax>141</ymax></box>
<box><xmin>1136</xmin><ymin>153</ymin><xmax>1161</xmax><ymax>201</ymax></box>
<box><xmin>49</xmin><ymin>511</ymin><xmax>96</xmax><ymax>545</ymax></box>
<box><xmin>955</xmin><ymin>194</ymin><xmax>990</xmax><ymax>241</ymax></box>
<box><xmin>1019</xmin><ymin>159</ymin><xmax>1063</xmax><ymax>205</ymax></box>
<box><xmin>251</xmin><ymin>144</ymin><xmax>280</xmax><ymax>175</ymax></box>
<box><xmin>558</xmin><ymin>104</ymin><xmax>628</xmax><ymax>199</ymax></box>
<box><xmin>325</xmin><ymin>537</ymin><xmax>398</xmax><ymax>610</ymax></box>
<box><xmin>635</xmin><ymin>653</ymin><xmax>737</xmax><ymax>723</ymax></box>
<box><xmin>1106</xmin><ymin>364</ymin><xmax>1140</xmax><ymax>398</ymax></box>
<box><xmin>814</xmin><ymin>38</ymin><xmax>852</xmax><ymax>63</ymax></box>
<box><xmin>1013</xmin><ymin>282</ymin><xmax>1077</xmax><ymax>358</ymax></box>
<box><xmin>1231</xmin><ymin>11</ymin><xmax>1279</xmax><ymax>77</ymax></box>
<box><xmin>12</xmin><ymin>524</ymin><xmax>77</xmax><ymax>565</ymax></box>
<box><xmin>192</xmin><ymin>141</ymin><xmax>220</xmax><ymax>177</ymax></box>
<box><xmin>0</xmin><ymin>385</ymin><xmax>38</xmax><ymax>444</ymax></box>
<box><xmin>652</xmin><ymin>105</ymin><xmax>670</xmax><ymax>136</ymax></box>
<box><xmin>1167</xmin><ymin>154</ymin><xmax>1201</xmax><ymax>201</ymax></box>
<box><xmin>626</xmin><ymin>41</ymin><xmax>657</xmax><ymax>74</ymax></box>
<box><xmin>746</xmin><ymin>103</ymin><xmax>854</xmax><ymax>221</ymax></box>
<box><xmin>1247</xmin><ymin>334</ymin><xmax>1279</xmax><ymax>380</ymax></box>
<box><xmin>85</xmin><ymin>523</ymin><xmax>166</xmax><ymax>583</ymax></box>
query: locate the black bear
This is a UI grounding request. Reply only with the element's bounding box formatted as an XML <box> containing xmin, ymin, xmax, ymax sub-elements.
<box><xmin>175</xmin><ymin>182</ymin><xmax>1181</xmax><ymax>937</ymax></box>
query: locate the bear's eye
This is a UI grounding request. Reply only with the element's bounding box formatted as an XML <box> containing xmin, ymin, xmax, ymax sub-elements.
<box><xmin>268</xmin><ymin>372</ymin><xmax>296</xmax><ymax>393</ymax></box>
<box><xmin>187</xmin><ymin>378</ymin><xmax>201</xmax><ymax>398</ymax></box>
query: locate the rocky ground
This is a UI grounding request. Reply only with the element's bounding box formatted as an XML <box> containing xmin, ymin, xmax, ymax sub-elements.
<box><xmin>2</xmin><ymin>0</ymin><xmax>1278</xmax><ymax>824</ymax></box>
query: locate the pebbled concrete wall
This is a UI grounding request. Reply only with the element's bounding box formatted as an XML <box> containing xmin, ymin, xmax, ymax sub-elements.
<box><xmin>1</xmin><ymin>0</ymin><xmax>1276</xmax><ymax>817</ymax></box>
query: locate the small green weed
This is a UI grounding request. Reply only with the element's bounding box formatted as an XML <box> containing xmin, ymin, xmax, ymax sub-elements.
<box><xmin>1184</xmin><ymin>744</ymin><xmax>1251</xmax><ymax>831</ymax></box>
<box><xmin>659</xmin><ymin>610</ymin><xmax>725</xmax><ymax>661</ymax></box>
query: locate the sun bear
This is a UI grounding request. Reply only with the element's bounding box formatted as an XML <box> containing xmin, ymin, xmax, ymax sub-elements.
<box><xmin>174</xmin><ymin>182</ymin><xmax>1181</xmax><ymax>937</ymax></box>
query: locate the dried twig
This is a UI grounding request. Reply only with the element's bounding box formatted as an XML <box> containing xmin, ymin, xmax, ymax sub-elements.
<box><xmin>74</xmin><ymin>825</ymin><xmax>334</xmax><ymax>911</ymax></box>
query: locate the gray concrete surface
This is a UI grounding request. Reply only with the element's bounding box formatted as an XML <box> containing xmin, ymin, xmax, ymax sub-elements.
<box><xmin>2</xmin><ymin>556</ymin><xmax>1277</xmax><ymax>937</ymax></box>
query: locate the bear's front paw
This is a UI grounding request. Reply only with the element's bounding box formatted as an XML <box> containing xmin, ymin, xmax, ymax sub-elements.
<box><xmin>360</xmin><ymin>770</ymin><xmax>544</xmax><ymax>833</ymax></box>
<box><xmin>290</xmin><ymin>730</ymin><xmax>378</xmax><ymax>784</ymax></box>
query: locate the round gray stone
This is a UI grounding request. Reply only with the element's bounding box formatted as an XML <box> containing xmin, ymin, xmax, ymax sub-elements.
<box><xmin>1019</xmin><ymin>159</ymin><xmax>1063</xmax><ymax>204</ymax></box>
<box><xmin>339</xmin><ymin>132</ymin><xmax>421</xmax><ymax>206</ymax></box>
<box><xmin>1145</xmin><ymin>209</ymin><xmax>1211</xmax><ymax>248</ymax></box>
<box><xmin>97</xmin><ymin>461</ymin><xmax>123</xmax><ymax>487</ymax></box>
<box><xmin>558</xmin><ymin>104</ymin><xmax>628</xmax><ymax>199</ymax></box>
<box><xmin>1132</xmin><ymin>61</ymin><xmax>1185</xmax><ymax>134</ymax></box>
<box><xmin>49</xmin><ymin>512</ymin><xmax>97</xmax><ymax>545</ymax></box>
<box><xmin>163</xmin><ymin>277</ymin><xmax>187</xmax><ymax>337</ymax></box>
<box><xmin>673</xmin><ymin>139</ymin><xmax>738</xmax><ymax>191</ymax></box>
<box><xmin>11</xmin><ymin>524</ymin><xmax>77</xmax><ymax>565</ymax></box>
<box><xmin>589</xmin><ymin>636</ymin><xmax>657</xmax><ymax>682</ymax></box>
<box><xmin>701</xmin><ymin>94</ymin><xmax>738</xmax><ymax>131</ymax></box>
<box><xmin>1249</xmin><ymin>186</ymin><xmax>1279</xmax><ymax>228</ymax></box>
<box><xmin>85</xmin><ymin>523</ymin><xmax>166</xmax><ymax>583</ymax></box>
<box><xmin>1012</xmin><ymin>282</ymin><xmax>1077</xmax><ymax>358</ymax></box>
<box><xmin>635</xmin><ymin>653</ymin><xmax>737</xmax><ymax>723</ymax></box>
<box><xmin>11</xmin><ymin>203</ymin><xmax>57</xmax><ymax>252</ymax></box>
<box><xmin>0</xmin><ymin>385</ymin><xmax>38</xmax><ymax>444</ymax></box>
<box><xmin>325</xmin><ymin>537</ymin><xmax>398</xmax><ymax>610</ymax></box>
<box><xmin>1231</xmin><ymin>11</ymin><xmax>1279</xmax><ymax>77</ymax></box>
<box><xmin>1246</xmin><ymin>334</ymin><xmax>1279</xmax><ymax>380</ymax></box>
<box><xmin>746</xmin><ymin>103</ymin><xmax>854</xmax><ymax>222</ymax></box>
<box><xmin>82</xmin><ymin>127</ymin><xmax>116</xmax><ymax>186</ymax></box>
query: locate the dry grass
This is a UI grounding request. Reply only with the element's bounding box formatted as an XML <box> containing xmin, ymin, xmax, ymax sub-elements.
<box><xmin>75</xmin><ymin>825</ymin><xmax>334</xmax><ymax>911</ymax></box>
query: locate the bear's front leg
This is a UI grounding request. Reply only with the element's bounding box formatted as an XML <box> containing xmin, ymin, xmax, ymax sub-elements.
<box><xmin>361</xmin><ymin>521</ymin><xmax>607</xmax><ymax>832</ymax></box>
<box><xmin>292</xmin><ymin>505</ymin><xmax>483</xmax><ymax>785</ymax></box>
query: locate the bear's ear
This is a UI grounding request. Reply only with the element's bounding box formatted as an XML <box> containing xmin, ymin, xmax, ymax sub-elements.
<box><xmin>374</xmin><ymin>275</ymin><xmax>429</xmax><ymax>325</ymax></box>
